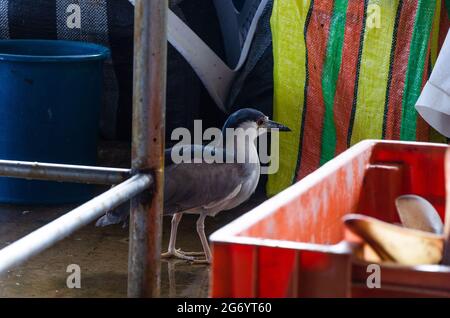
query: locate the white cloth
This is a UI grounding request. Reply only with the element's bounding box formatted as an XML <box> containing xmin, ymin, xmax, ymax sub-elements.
<box><xmin>416</xmin><ymin>28</ymin><xmax>450</xmax><ymax>137</ymax></box>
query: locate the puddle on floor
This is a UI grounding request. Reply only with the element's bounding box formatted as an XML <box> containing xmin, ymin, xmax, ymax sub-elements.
<box><xmin>0</xmin><ymin>192</ymin><xmax>264</xmax><ymax>298</ymax></box>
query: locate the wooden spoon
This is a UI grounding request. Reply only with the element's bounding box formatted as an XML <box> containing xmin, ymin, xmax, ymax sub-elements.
<box><xmin>396</xmin><ymin>195</ymin><xmax>443</xmax><ymax>234</ymax></box>
<box><xmin>343</xmin><ymin>214</ymin><xmax>444</xmax><ymax>265</ymax></box>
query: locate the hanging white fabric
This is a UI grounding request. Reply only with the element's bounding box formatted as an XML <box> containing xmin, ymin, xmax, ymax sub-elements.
<box><xmin>416</xmin><ymin>28</ymin><xmax>450</xmax><ymax>137</ymax></box>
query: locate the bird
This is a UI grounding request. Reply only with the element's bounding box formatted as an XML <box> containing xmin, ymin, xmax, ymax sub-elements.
<box><xmin>96</xmin><ymin>108</ymin><xmax>290</xmax><ymax>263</ymax></box>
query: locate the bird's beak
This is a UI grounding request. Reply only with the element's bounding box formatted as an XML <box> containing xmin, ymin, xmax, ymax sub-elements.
<box><xmin>262</xmin><ymin>119</ymin><xmax>291</xmax><ymax>132</ymax></box>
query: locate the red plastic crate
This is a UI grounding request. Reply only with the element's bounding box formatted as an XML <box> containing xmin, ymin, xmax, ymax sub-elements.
<box><xmin>210</xmin><ymin>140</ymin><xmax>450</xmax><ymax>297</ymax></box>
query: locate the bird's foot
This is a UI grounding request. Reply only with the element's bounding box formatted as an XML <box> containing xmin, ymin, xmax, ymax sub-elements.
<box><xmin>161</xmin><ymin>249</ymin><xmax>204</xmax><ymax>262</ymax></box>
<box><xmin>162</xmin><ymin>249</ymin><xmax>195</xmax><ymax>261</ymax></box>
<box><xmin>177</xmin><ymin>250</ymin><xmax>205</xmax><ymax>257</ymax></box>
<box><xmin>178</xmin><ymin>250</ymin><xmax>211</xmax><ymax>265</ymax></box>
<box><xmin>190</xmin><ymin>258</ymin><xmax>211</xmax><ymax>265</ymax></box>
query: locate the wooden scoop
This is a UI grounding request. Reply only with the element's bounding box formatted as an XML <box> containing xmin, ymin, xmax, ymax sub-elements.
<box><xmin>396</xmin><ymin>195</ymin><xmax>444</xmax><ymax>234</ymax></box>
<box><xmin>343</xmin><ymin>214</ymin><xmax>444</xmax><ymax>265</ymax></box>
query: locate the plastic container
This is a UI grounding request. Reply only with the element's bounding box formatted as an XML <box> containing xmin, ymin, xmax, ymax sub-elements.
<box><xmin>0</xmin><ymin>40</ymin><xmax>109</xmax><ymax>204</ymax></box>
<box><xmin>211</xmin><ymin>140</ymin><xmax>450</xmax><ymax>297</ymax></box>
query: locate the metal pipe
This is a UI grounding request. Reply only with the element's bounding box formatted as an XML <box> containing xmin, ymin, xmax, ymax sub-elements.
<box><xmin>0</xmin><ymin>160</ymin><xmax>130</xmax><ymax>185</ymax></box>
<box><xmin>0</xmin><ymin>174</ymin><xmax>152</xmax><ymax>274</ymax></box>
<box><xmin>128</xmin><ymin>0</ymin><xmax>167</xmax><ymax>298</ymax></box>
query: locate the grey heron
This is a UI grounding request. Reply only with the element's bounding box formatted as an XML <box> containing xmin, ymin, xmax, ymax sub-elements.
<box><xmin>97</xmin><ymin>108</ymin><xmax>290</xmax><ymax>263</ymax></box>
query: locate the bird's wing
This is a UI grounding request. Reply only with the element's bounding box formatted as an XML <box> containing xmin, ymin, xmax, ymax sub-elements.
<box><xmin>204</xmin><ymin>184</ymin><xmax>242</xmax><ymax>210</ymax></box>
<box><xmin>96</xmin><ymin>144</ymin><xmax>250</xmax><ymax>226</ymax></box>
<box><xmin>164</xmin><ymin>145</ymin><xmax>249</xmax><ymax>214</ymax></box>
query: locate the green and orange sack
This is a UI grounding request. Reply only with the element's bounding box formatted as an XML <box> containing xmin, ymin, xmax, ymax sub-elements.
<box><xmin>268</xmin><ymin>0</ymin><xmax>450</xmax><ymax>195</ymax></box>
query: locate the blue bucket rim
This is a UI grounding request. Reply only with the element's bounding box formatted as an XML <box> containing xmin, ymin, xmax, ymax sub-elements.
<box><xmin>0</xmin><ymin>39</ymin><xmax>110</xmax><ymax>62</ymax></box>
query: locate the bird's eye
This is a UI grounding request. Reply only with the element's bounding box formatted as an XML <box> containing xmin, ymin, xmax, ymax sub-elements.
<box><xmin>256</xmin><ymin>118</ymin><xmax>265</xmax><ymax>126</ymax></box>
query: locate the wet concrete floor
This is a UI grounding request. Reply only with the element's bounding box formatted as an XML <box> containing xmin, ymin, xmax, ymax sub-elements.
<box><xmin>0</xmin><ymin>141</ymin><xmax>266</xmax><ymax>297</ymax></box>
<box><xmin>0</xmin><ymin>192</ymin><xmax>265</xmax><ymax>298</ymax></box>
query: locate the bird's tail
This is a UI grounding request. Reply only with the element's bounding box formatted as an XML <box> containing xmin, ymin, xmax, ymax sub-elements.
<box><xmin>95</xmin><ymin>202</ymin><xmax>130</xmax><ymax>228</ymax></box>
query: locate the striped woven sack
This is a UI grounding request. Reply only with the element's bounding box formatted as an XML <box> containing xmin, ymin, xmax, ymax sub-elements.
<box><xmin>268</xmin><ymin>0</ymin><xmax>450</xmax><ymax>196</ymax></box>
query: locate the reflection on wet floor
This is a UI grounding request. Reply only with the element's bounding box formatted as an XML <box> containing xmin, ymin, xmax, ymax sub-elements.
<box><xmin>0</xmin><ymin>192</ymin><xmax>264</xmax><ymax>298</ymax></box>
<box><xmin>162</xmin><ymin>260</ymin><xmax>210</xmax><ymax>298</ymax></box>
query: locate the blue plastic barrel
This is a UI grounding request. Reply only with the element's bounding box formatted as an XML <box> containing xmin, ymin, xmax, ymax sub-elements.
<box><xmin>0</xmin><ymin>40</ymin><xmax>110</xmax><ymax>204</ymax></box>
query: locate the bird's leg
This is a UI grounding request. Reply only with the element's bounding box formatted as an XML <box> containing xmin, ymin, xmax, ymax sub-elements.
<box><xmin>161</xmin><ymin>213</ymin><xmax>196</xmax><ymax>261</ymax></box>
<box><xmin>192</xmin><ymin>214</ymin><xmax>212</xmax><ymax>264</ymax></box>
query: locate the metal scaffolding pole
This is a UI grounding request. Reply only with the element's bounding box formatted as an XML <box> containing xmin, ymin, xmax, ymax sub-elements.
<box><xmin>0</xmin><ymin>174</ymin><xmax>152</xmax><ymax>274</ymax></box>
<box><xmin>128</xmin><ymin>0</ymin><xmax>168</xmax><ymax>298</ymax></box>
<box><xmin>0</xmin><ymin>160</ymin><xmax>130</xmax><ymax>185</ymax></box>
<box><xmin>0</xmin><ymin>0</ymin><xmax>168</xmax><ymax>298</ymax></box>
